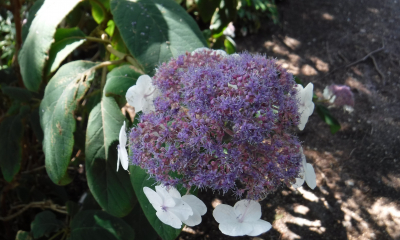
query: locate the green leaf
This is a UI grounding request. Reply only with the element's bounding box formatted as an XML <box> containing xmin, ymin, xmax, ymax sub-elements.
<box><xmin>0</xmin><ymin>113</ymin><xmax>24</xmax><ymax>182</ymax></box>
<box><xmin>195</xmin><ymin>0</ymin><xmax>221</xmax><ymax>22</ymax></box>
<box><xmin>210</xmin><ymin>0</ymin><xmax>238</xmax><ymax>32</ymax></box>
<box><xmin>40</xmin><ymin>61</ymin><xmax>97</xmax><ymax>185</ymax></box>
<box><xmin>45</xmin><ymin>27</ymin><xmax>86</xmax><ymax>75</ymax></box>
<box><xmin>122</xmin><ymin>202</ymin><xmax>158</xmax><ymax>240</ymax></box>
<box><xmin>315</xmin><ymin>104</ymin><xmax>341</xmax><ymax>134</ymax></box>
<box><xmin>70</xmin><ymin>210</ymin><xmax>135</xmax><ymax>240</ymax></box>
<box><xmin>1</xmin><ymin>86</ymin><xmax>33</xmax><ymax>102</ymax></box>
<box><xmin>104</xmin><ymin>65</ymin><xmax>141</xmax><ymax>97</ymax></box>
<box><xmin>85</xmin><ymin>95</ymin><xmax>136</xmax><ymax>217</ymax></box>
<box><xmin>129</xmin><ymin>165</ymin><xmax>182</xmax><ymax>240</ymax></box>
<box><xmin>30</xmin><ymin>211</ymin><xmax>64</xmax><ymax>239</ymax></box>
<box><xmin>224</xmin><ymin>37</ymin><xmax>236</xmax><ymax>54</ymax></box>
<box><xmin>90</xmin><ymin>0</ymin><xmax>110</xmax><ymax>24</ymax></box>
<box><xmin>18</xmin><ymin>0</ymin><xmax>82</xmax><ymax>92</ymax></box>
<box><xmin>111</xmin><ymin>0</ymin><xmax>207</xmax><ymax>74</ymax></box>
<box><xmin>15</xmin><ymin>230</ymin><xmax>32</xmax><ymax>240</ymax></box>
<box><xmin>21</xmin><ymin>0</ymin><xmax>45</xmax><ymax>43</ymax></box>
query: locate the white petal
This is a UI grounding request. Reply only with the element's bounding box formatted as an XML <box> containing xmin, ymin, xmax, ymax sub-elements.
<box><xmin>165</xmin><ymin>186</ymin><xmax>181</xmax><ymax>199</ymax></box>
<box><xmin>228</xmin><ymin>83</ymin><xmax>238</xmax><ymax>89</ymax></box>
<box><xmin>136</xmin><ymin>75</ymin><xmax>153</xmax><ymax>94</ymax></box>
<box><xmin>191</xmin><ymin>47</ymin><xmax>209</xmax><ymax>56</ymax></box>
<box><xmin>292</xmin><ymin>177</ymin><xmax>305</xmax><ymax>189</ymax></box>
<box><xmin>168</xmin><ymin>198</ymin><xmax>193</xmax><ymax>221</ymax></box>
<box><xmin>322</xmin><ymin>86</ymin><xmax>332</xmax><ymax>100</ymax></box>
<box><xmin>182</xmin><ymin>212</ymin><xmax>202</xmax><ymax>226</ymax></box>
<box><xmin>298</xmin><ymin>112</ymin><xmax>309</xmax><ymax>131</ymax></box>
<box><xmin>143</xmin><ymin>187</ymin><xmax>163</xmax><ymax>212</ymax></box>
<box><xmin>119</xmin><ymin>122</ymin><xmax>127</xmax><ymax>146</ymax></box>
<box><xmin>155</xmin><ymin>186</ymin><xmax>176</xmax><ymax>208</ymax></box>
<box><xmin>305</xmin><ymin>163</ymin><xmax>317</xmax><ymax>189</ymax></box>
<box><xmin>303</xmin><ymin>83</ymin><xmax>314</xmax><ymax>104</ymax></box>
<box><xmin>126</xmin><ymin>85</ymin><xmax>144</xmax><ymax>112</ymax></box>
<box><xmin>214</xmin><ymin>49</ymin><xmax>228</xmax><ymax>57</ymax></box>
<box><xmin>219</xmin><ymin>222</ymin><xmax>253</xmax><ymax>236</ymax></box>
<box><xmin>119</xmin><ymin>147</ymin><xmax>129</xmax><ymax>170</ymax></box>
<box><xmin>234</xmin><ymin>200</ymin><xmax>261</xmax><ymax>222</ymax></box>
<box><xmin>182</xmin><ymin>195</ymin><xmax>207</xmax><ymax>215</ymax></box>
<box><xmin>246</xmin><ymin>219</ymin><xmax>272</xmax><ymax>236</ymax></box>
<box><xmin>213</xmin><ymin>204</ymin><xmax>237</xmax><ymax>224</ymax></box>
<box><xmin>156</xmin><ymin>210</ymin><xmax>182</xmax><ymax>229</ymax></box>
<box><xmin>116</xmin><ymin>148</ymin><xmax>120</xmax><ymax>172</ymax></box>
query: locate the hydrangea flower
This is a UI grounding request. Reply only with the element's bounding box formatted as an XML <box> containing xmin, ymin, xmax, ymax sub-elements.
<box><xmin>129</xmin><ymin>49</ymin><xmax>305</xmax><ymax>200</ymax></box>
<box><xmin>126</xmin><ymin>75</ymin><xmax>160</xmax><ymax>114</ymax></box>
<box><xmin>143</xmin><ymin>185</ymin><xmax>193</xmax><ymax>229</ymax></box>
<box><xmin>292</xmin><ymin>148</ymin><xmax>316</xmax><ymax>189</ymax></box>
<box><xmin>295</xmin><ymin>83</ymin><xmax>315</xmax><ymax>130</ymax></box>
<box><xmin>323</xmin><ymin>84</ymin><xmax>354</xmax><ymax>112</ymax></box>
<box><xmin>117</xmin><ymin>121</ymin><xmax>128</xmax><ymax>171</ymax></box>
<box><xmin>213</xmin><ymin>200</ymin><xmax>271</xmax><ymax>236</ymax></box>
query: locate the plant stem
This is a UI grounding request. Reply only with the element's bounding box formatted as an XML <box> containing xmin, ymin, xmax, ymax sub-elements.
<box><xmin>49</xmin><ymin>229</ymin><xmax>65</xmax><ymax>240</ymax></box>
<box><xmin>0</xmin><ymin>201</ymin><xmax>67</xmax><ymax>221</ymax></box>
<box><xmin>105</xmin><ymin>44</ymin><xmax>145</xmax><ymax>74</ymax></box>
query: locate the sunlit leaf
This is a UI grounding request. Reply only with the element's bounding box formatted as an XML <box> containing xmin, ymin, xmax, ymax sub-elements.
<box><xmin>18</xmin><ymin>0</ymin><xmax>81</xmax><ymax>91</ymax></box>
<box><xmin>111</xmin><ymin>0</ymin><xmax>207</xmax><ymax>74</ymax></box>
<box><xmin>46</xmin><ymin>27</ymin><xmax>86</xmax><ymax>75</ymax></box>
<box><xmin>195</xmin><ymin>0</ymin><xmax>221</xmax><ymax>22</ymax></box>
<box><xmin>40</xmin><ymin>61</ymin><xmax>96</xmax><ymax>185</ymax></box>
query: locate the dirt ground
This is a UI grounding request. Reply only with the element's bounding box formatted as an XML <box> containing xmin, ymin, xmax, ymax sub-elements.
<box><xmin>180</xmin><ymin>0</ymin><xmax>400</xmax><ymax>239</ymax></box>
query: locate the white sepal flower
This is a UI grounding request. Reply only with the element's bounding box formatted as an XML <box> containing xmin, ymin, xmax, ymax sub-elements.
<box><xmin>295</xmin><ymin>83</ymin><xmax>315</xmax><ymax>130</ymax></box>
<box><xmin>191</xmin><ymin>48</ymin><xmax>227</xmax><ymax>57</ymax></box>
<box><xmin>117</xmin><ymin>121</ymin><xmax>128</xmax><ymax>171</ymax></box>
<box><xmin>181</xmin><ymin>195</ymin><xmax>207</xmax><ymax>226</ymax></box>
<box><xmin>163</xmin><ymin>186</ymin><xmax>207</xmax><ymax>227</ymax></box>
<box><xmin>213</xmin><ymin>200</ymin><xmax>271</xmax><ymax>236</ymax></box>
<box><xmin>292</xmin><ymin>148</ymin><xmax>317</xmax><ymax>189</ymax></box>
<box><xmin>143</xmin><ymin>186</ymin><xmax>193</xmax><ymax>229</ymax></box>
<box><xmin>126</xmin><ymin>75</ymin><xmax>160</xmax><ymax>114</ymax></box>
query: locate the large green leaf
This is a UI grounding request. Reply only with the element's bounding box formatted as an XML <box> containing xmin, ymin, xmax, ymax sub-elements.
<box><xmin>85</xmin><ymin>94</ymin><xmax>136</xmax><ymax>217</ymax></box>
<box><xmin>45</xmin><ymin>27</ymin><xmax>86</xmax><ymax>75</ymax></box>
<box><xmin>21</xmin><ymin>0</ymin><xmax>44</xmax><ymax>43</ymax></box>
<box><xmin>70</xmin><ymin>210</ymin><xmax>135</xmax><ymax>240</ymax></box>
<box><xmin>111</xmin><ymin>0</ymin><xmax>207</xmax><ymax>74</ymax></box>
<box><xmin>31</xmin><ymin>211</ymin><xmax>64</xmax><ymax>239</ymax></box>
<box><xmin>129</xmin><ymin>166</ymin><xmax>182</xmax><ymax>240</ymax></box>
<box><xmin>40</xmin><ymin>61</ymin><xmax>97</xmax><ymax>185</ymax></box>
<box><xmin>0</xmin><ymin>112</ymin><xmax>24</xmax><ymax>182</ymax></box>
<box><xmin>18</xmin><ymin>0</ymin><xmax>81</xmax><ymax>91</ymax></box>
<box><xmin>104</xmin><ymin>65</ymin><xmax>141</xmax><ymax>97</ymax></box>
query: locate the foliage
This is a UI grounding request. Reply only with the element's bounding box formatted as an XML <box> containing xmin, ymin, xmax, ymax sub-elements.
<box><xmin>0</xmin><ymin>0</ymin><xmax>340</xmax><ymax>239</ymax></box>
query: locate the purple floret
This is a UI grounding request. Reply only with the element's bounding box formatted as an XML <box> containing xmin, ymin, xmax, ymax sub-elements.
<box><xmin>129</xmin><ymin>49</ymin><xmax>303</xmax><ymax>199</ymax></box>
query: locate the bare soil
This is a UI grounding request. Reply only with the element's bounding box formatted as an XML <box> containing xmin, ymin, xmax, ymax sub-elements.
<box><xmin>180</xmin><ymin>0</ymin><xmax>400</xmax><ymax>239</ymax></box>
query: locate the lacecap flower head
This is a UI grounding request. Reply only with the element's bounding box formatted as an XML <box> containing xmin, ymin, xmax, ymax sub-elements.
<box><xmin>129</xmin><ymin>49</ymin><xmax>311</xmax><ymax>200</ymax></box>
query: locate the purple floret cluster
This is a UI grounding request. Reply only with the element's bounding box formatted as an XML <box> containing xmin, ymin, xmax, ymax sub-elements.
<box><xmin>129</xmin><ymin>50</ymin><xmax>303</xmax><ymax>199</ymax></box>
